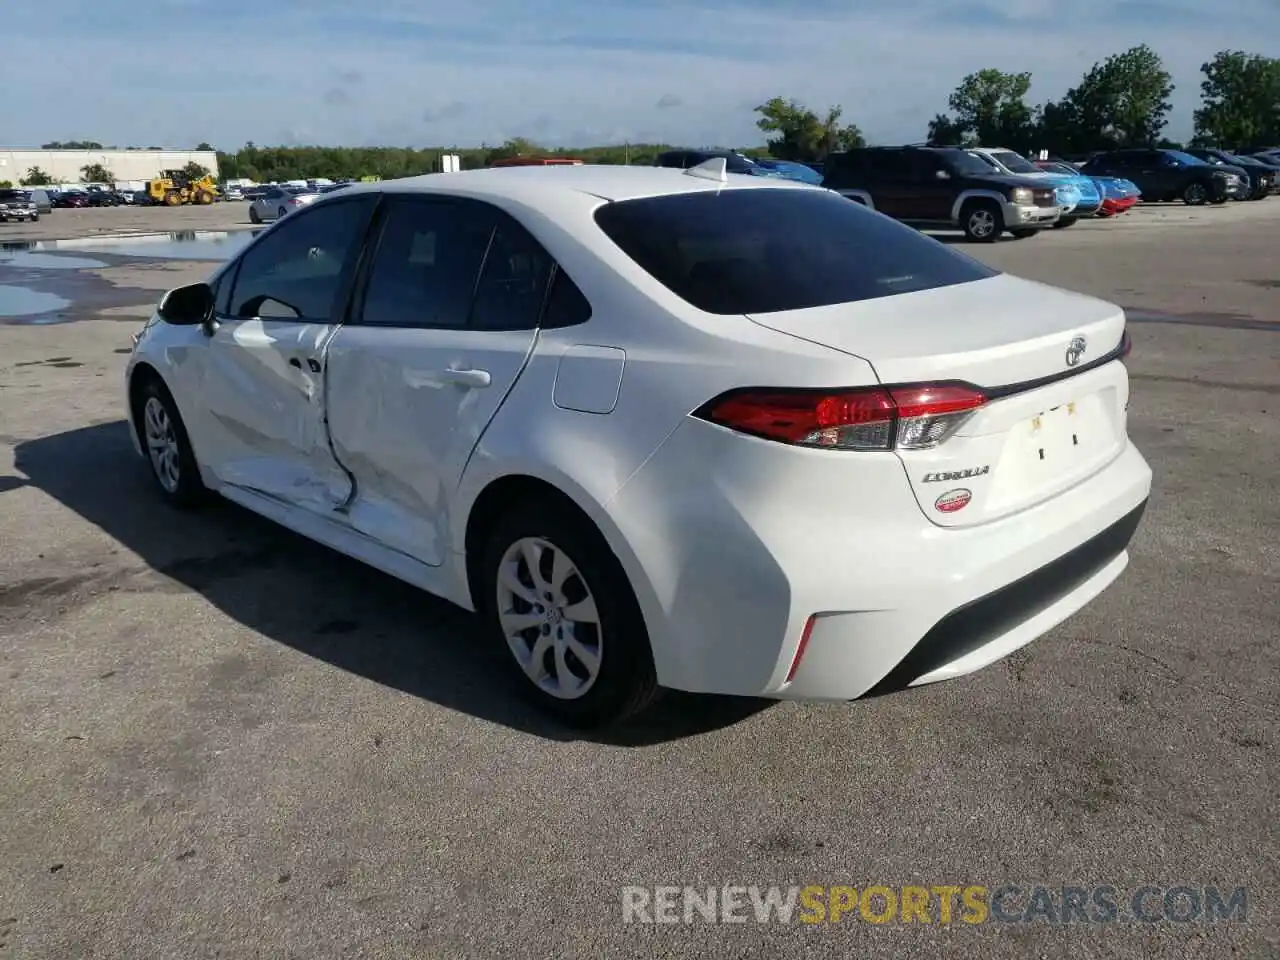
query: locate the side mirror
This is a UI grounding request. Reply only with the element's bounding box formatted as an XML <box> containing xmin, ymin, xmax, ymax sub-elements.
<box><xmin>935</xmin><ymin>169</ymin><xmax>951</xmax><ymax>180</ymax></box>
<box><xmin>157</xmin><ymin>282</ymin><xmax>214</xmax><ymax>327</ymax></box>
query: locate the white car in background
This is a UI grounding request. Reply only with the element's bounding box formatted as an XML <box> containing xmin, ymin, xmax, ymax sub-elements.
<box><xmin>248</xmin><ymin>185</ymin><xmax>318</xmax><ymax>223</ymax></box>
<box><xmin>124</xmin><ymin>162</ymin><xmax>1152</xmax><ymax>728</ymax></box>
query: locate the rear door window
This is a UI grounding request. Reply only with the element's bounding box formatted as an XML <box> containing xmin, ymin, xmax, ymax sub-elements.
<box><xmin>593</xmin><ymin>187</ymin><xmax>997</xmax><ymax>316</ymax></box>
<box><xmin>356</xmin><ymin>196</ymin><xmax>496</xmax><ymax>329</ymax></box>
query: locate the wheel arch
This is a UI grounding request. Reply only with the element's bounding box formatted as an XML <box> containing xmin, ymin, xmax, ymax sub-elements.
<box><xmin>950</xmin><ymin>189</ymin><xmax>1009</xmax><ymax>223</ymax></box>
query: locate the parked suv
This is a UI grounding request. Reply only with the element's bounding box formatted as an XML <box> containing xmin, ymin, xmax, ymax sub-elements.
<box><xmin>655</xmin><ymin>149</ymin><xmax>767</xmax><ymax>176</ymax></box>
<box><xmin>822</xmin><ymin>146</ymin><xmax>1061</xmax><ymax>242</ymax></box>
<box><xmin>1080</xmin><ymin>149</ymin><xmax>1241</xmax><ymax>205</ymax></box>
<box><xmin>0</xmin><ymin>189</ymin><xmax>40</xmax><ymax>222</ymax></box>
<box><xmin>1183</xmin><ymin>148</ymin><xmax>1277</xmax><ymax>200</ymax></box>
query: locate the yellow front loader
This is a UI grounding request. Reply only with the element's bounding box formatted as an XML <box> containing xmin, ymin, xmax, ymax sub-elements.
<box><xmin>147</xmin><ymin>170</ymin><xmax>219</xmax><ymax>206</ymax></box>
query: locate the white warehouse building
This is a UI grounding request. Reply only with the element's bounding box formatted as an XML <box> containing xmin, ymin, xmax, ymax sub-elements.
<box><xmin>0</xmin><ymin>148</ymin><xmax>220</xmax><ymax>185</ymax></box>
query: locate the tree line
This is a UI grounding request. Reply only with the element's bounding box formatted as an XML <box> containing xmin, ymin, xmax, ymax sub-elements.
<box><xmin>8</xmin><ymin>46</ymin><xmax>1276</xmax><ymax>187</ymax></box>
<box><xmin>926</xmin><ymin>47</ymin><xmax>1279</xmax><ymax>156</ymax></box>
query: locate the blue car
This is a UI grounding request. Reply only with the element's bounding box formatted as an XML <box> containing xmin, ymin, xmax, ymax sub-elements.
<box><xmin>750</xmin><ymin>158</ymin><xmax>825</xmax><ymax>185</ymax></box>
<box><xmin>970</xmin><ymin>147</ymin><xmax>1104</xmax><ymax>226</ymax></box>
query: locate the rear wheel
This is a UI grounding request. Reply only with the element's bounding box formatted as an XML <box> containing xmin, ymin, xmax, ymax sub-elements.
<box><xmin>1053</xmin><ymin>217</ymin><xmax>1078</xmax><ymax>229</ymax></box>
<box><xmin>960</xmin><ymin>200</ymin><xmax>1003</xmax><ymax>242</ymax></box>
<box><xmin>1182</xmin><ymin>182</ymin><xmax>1208</xmax><ymax>205</ymax></box>
<box><xmin>249</xmin><ymin>206</ymin><xmax>262</xmax><ymax>224</ymax></box>
<box><xmin>1009</xmin><ymin>228</ymin><xmax>1038</xmax><ymax>239</ymax></box>
<box><xmin>277</xmin><ymin>206</ymin><xmax>287</xmax><ymax>219</ymax></box>
<box><xmin>480</xmin><ymin>499</ymin><xmax>660</xmax><ymax>728</ymax></box>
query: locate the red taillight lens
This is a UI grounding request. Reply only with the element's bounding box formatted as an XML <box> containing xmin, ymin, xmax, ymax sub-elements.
<box><xmin>694</xmin><ymin>383</ymin><xmax>987</xmax><ymax>451</ymax></box>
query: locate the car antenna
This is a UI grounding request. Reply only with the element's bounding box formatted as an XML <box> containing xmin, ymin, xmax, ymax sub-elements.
<box><xmin>684</xmin><ymin>157</ymin><xmax>728</xmax><ymax>183</ymax></box>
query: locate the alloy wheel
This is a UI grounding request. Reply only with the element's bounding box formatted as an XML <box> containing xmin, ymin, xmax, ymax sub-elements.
<box><xmin>495</xmin><ymin>536</ymin><xmax>603</xmax><ymax>700</ymax></box>
<box><xmin>143</xmin><ymin>396</ymin><xmax>181</xmax><ymax>493</ymax></box>
<box><xmin>968</xmin><ymin>209</ymin><xmax>996</xmax><ymax>239</ymax></box>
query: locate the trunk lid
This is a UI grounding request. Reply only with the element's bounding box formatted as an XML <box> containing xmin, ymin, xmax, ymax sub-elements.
<box><xmin>746</xmin><ymin>274</ymin><xmax>1131</xmax><ymax>527</ymax></box>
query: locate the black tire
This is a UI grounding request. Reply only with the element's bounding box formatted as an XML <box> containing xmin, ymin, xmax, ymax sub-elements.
<box><xmin>277</xmin><ymin>206</ymin><xmax>287</xmax><ymax>219</ymax></box>
<box><xmin>960</xmin><ymin>199</ymin><xmax>1004</xmax><ymax>242</ymax></box>
<box><xmin>249</xmin><ymin>206</ymin><xmax>261</xmax><ymax>224</ymax></box>
<box><xmin>135</xmin><ymin>376</ymin><xmax>208</xmax><ymax>508</ymax></box>
<box><xmin>1053</xmin><ymin>217</ymin><xmax>1078</xmax><ymax>229</ymax></box>
<box><xmin>1182</xmin><ymin>181</ymin><xmax>1208</xmax><ymax>205</ymax></box>
<box><xmin>1009</xmin><ymin>228</ymin><xmax>1038</xmax><ymax>239</ymax></box>
<box><xmin>479</xmin><ymin>498</ymin><xmax>660</xmax><ymax>729</ymax></box>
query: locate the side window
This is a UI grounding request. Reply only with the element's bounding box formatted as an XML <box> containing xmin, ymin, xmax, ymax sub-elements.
<box><xmin>898</xmin><ymin>151</ymin><xmax>935</xmax><ymax>181</ymax></box>
<box><xmin>358</xmin><ymin>197</ymin><xmax>495</xmax><ymax>329</ymax></box>
<box><xmin>468</xmin><ymin>216</ymin><xmax>554</xmax><ymax>331</ymax></box>
<box><xmin>228</xmin><ymin>197</ymin><xmax>376</xmax><ymax>321</ymax></box>
<box><xmin>541</xmin><ymin>267</ymin><xmax>592</xmax><ymax>329</ymax></box>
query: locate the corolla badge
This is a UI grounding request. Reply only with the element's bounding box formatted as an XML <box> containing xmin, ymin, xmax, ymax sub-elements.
<box><xmin>1065</xmin><ymin>335</ymin><xmax>1087</xmax><ymax>367</ymax></box>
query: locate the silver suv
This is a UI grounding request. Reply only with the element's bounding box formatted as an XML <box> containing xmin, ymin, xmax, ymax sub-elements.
<box><xmin>0</xmin><ymin>189</ymin><xmax>40</xmax><ymax>223</ymax></box>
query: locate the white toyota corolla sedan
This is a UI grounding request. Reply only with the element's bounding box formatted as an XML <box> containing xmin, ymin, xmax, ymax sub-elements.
<box><xmin>125</xmin><ymin>160</ymin><xmax>1152</xmax><ymax>727</ymax></box>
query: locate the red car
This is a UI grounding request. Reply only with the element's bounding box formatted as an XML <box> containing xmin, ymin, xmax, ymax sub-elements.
<box><xmin>54</xmin><ymin>191</ymin><xmax>89</xmax><ymax>208</ymax></box>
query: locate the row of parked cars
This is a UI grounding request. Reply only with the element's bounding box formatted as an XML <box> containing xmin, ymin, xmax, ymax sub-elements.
<box><xmin>656</xmin><ymin>145</ymin><xmax>1280</xmax><ymax>241</ymax></box>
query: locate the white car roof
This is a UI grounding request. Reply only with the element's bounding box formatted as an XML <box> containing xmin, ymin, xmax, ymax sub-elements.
<box><xmin>334</xmin><ymin>164</ymin><xmax>820</xmax><ymax>205</ymax></box>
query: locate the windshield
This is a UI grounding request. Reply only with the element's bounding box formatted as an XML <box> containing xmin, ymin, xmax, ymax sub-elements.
<box><xmin>593</xmin><ymin>187</ymin><xmax>997</xmax><ymax>316</ymax></box>
<box><xmin>939</xmin><ymin>149</ymin><xmax>999</xmax><ymax>176</ymax></box>
<box><xmin>1167</xmin><ymin>151</ymin><xmax>1207</xmax><ymax>166</ymax></box>
<box><xmin>990</xmin><ymin>150</ymin><xmax>1039</xmax><ymax>173</ymax></box>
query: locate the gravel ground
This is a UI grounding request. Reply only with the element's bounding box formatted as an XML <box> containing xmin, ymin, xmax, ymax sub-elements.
<box><xmin>0</xmin><ymin>199</ymin><xmax>1277</xmax><ymax>959</ymax></box>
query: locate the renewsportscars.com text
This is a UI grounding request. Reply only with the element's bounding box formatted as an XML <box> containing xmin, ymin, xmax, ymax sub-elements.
<box><xmin>621</xmin><ymin>884</ymin><xmax>1248</xmax><ymax>925</ymax></box>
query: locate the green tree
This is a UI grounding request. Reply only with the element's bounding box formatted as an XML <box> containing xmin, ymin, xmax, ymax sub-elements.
<box><xmin>180</xmin><ymin>161</ymin><xmax>211</xmax><ymax>181</ymax></box>
<box><xmin>194</xmin><ymin>141</ymin><xmax>214</xmax><ymax>151</ymax></box>
<box><xmin>80</xmin><ymin>163</ymin><xmax>114</xmax><ymax>183</ymax></box>
<box><xmin>22</xmin><ymin>167</ymin><xmax>53</xmax><ymax>186</ymax></box>
<box><xmin>0</xmin><ymin>181</ymin><xmax>12</xmax><ymax>189</ymax></box>
<box><xmin>1063</xmin><ymin>45</ymin><xmax>1175</xmax><ymax>148</ymax></box>
<box><xmin>931</xmin><ymin>69</ymin><xmax>1037</xmax><ymax>150</ymax></box>
<box><xmin>482</xmin><ymin>137</ymin><xmax>545</xmax><ymax>165</ymax></box>
<box><xmin>754</xmin><ymin>97</ymin><xmax>864</xmax><ymax>162</ymax></box>
<box><xmin>1194</xmin><ymin>51</ymin><xmax>1280</xmax><ymax>149</ymax></box>
<box><xmin>42</xmin><ymin>140</ymin><xmax>103</xmax><ymax>149</ymax></box>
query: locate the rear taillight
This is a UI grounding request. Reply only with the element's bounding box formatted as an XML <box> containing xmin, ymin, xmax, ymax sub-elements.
<box><xmin>693</xmin><ymin>383</ymin><xmax>987</xmax><ymax>451</ymax></box>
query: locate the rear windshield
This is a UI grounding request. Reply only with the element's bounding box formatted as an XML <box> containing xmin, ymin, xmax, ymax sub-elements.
<box><xmin>592</xmin><ymin>188</ymin><xmax>997</xmax><ymax>315</ymax></box>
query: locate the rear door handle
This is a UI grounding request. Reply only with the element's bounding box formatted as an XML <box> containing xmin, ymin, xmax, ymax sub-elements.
<box><xmin>437</xmin><ymin>367</ymin><xmax>491</xmax><ymax>388</ymax></box>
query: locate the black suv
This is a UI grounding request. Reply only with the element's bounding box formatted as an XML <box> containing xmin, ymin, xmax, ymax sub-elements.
<box><xmin>820</xmin><ymin>146</ymin><xmax>1060</xmax><ymax>242</ymax></box>
<box><xmin>654</xmin><ymin>149</ymin><xmax>761</xmax><ymax>175</ymax></box>
<box><xmin>1183</xmin><ymin>148</ymin><xmax>1277</xmax><ymax>200</ymax></box>
<box><xmin>1080</xmin><ymin>149</ymin><xmax>1241</xmax><ymax>205</ymax></box>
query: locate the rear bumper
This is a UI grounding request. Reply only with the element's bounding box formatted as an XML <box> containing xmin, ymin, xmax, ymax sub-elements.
<box><xmin>608</xmin><ymin>416</ymin><xmax>1152</xmax><ymax>700</ymax></box>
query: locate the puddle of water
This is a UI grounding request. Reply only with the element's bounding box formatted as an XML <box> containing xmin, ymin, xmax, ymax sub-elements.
<box><xmin>0</xmin><ymin>251</ymin><xmax>108</xmax><ymax>270</ymax></box>
<box><xmin>0</xmin><ymin>285</ymin><xmax>70</xmax><ymax>319</ymax></box>
<box><xmin>2</xmin><ymin>230</ymin><xmax>259</xmax><ymax>261</ymax></box>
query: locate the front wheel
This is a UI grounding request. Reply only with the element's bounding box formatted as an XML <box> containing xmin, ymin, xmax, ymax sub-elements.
<box><xmin>277</xmin><ymin>206</ymin><xmax>287</xmax><ymax>219</ymax></box>
<box><xmin>961</xmin><ymin>200</ymin><xmax>1004</xmax><ymax>242</ymax></box>
<box><xmin>249</xmin><ymin>206</ymin><xmax>262</xmax><ymax>224</ymax></box>
<box><xmin>136</xmin><ymin>378</ymin><xmax>207</xmax><ymax>508</ymax></box>
<box><xmin>1053</xmin><ymin>217</ymin><xmax>1078</xmax><ymax>229</ymax></box>
<box><xmin>480</xmin><ymin>500</ymin><xmax>659</xmax><ymax>728</ymax></box>
<box><xmin>1009</xmin><ymin>228</ymin><xmax>1039</xmax><ymax>239</ymax></box>
<box><xmin>1182</xmin><ymin>182</ymin><xmax>1208</xmax><ymax>205</ymax></box>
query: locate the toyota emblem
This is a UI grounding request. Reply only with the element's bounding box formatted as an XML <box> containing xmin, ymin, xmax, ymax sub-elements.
<box><xmin>1065</xmin><ymin>335</ymin><xmax>1087</xmax><ymax>367</ymax></box>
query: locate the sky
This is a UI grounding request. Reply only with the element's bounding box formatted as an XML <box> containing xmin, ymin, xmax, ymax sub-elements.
<box><xmin>2</xmin><ymin>0</ymin><xmax>1276</xmax><ymax>151</ymax></box>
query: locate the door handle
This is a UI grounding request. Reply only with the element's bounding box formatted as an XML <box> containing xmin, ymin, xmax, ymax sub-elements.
<box><xmin>437</xmin><ymin>367</ymin><xmax>491</xmax><ymax>388</ymax></box>
<box><xmin>288</xmin><ymin>356</ymin><xmax>321</xmax><ymax>372</ymax></box>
